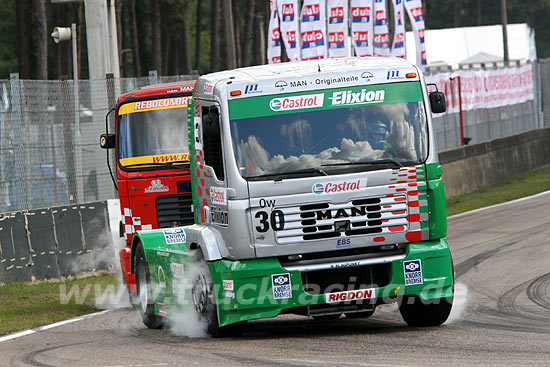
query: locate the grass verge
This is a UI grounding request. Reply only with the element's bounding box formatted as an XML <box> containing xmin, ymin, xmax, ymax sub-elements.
<box><xmin>446</xmin><ymin>166</ymin><xmax>550</xmax><ymax>216</ymax></box>
<box><xmin>0</xmin><ymin>273</ymin><xmax>118</xmax><ymax>337</ymax></box>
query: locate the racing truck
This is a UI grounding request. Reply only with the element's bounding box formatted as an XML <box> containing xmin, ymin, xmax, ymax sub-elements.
<box><xmin>129</xmin><ymin>57</ymin><xmax>454</xmax><ymax>336</ymax></box>
<box><xmin>100</xmin><ymin>80</ymin><xmax>196</xmax><ymax>299</ymax></box>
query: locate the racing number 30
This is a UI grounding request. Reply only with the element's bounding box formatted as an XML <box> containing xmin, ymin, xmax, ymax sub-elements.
<box><xmin>255</xmin><ymin>210</ymin><xmax>285</xmax><ymax>232</ymax></box>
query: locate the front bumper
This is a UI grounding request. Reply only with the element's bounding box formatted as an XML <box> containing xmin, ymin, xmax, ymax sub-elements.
<box><xmin>209</xmin><ymin>238</ymin><xmax>454</xmax><ymax>327</ymax></box>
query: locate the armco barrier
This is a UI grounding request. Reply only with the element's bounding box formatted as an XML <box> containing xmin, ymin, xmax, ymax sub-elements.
<box><xmin>0</xmin><ymin>202</ymin><xmax>114</xmax><ymax>284</ymax></box>
<box><xmin>440</xmin><ymin>127</ymin><xmax>550</xmax><ymax>198</ymax></box>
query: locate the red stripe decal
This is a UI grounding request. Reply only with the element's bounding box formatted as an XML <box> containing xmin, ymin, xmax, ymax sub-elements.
<box><xmin>408</xmin><ymin>201</ymin><xmax>419</xmax><ymax>207</ymax></box>
<box><xmin>405</xmin><ymin>231</ymin><xmax>422</xmax><ymax>242</ymax></box>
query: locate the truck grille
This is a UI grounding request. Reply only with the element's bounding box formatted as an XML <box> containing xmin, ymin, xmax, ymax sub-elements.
<box><xmin>275</xmin><ymin>195</ymin><xmax>409</xmax><ymax>244</ymax></box>
<box><xmin>156</xmin><ymin>194</ymin><xmax>194</xmax><ymax>228</ymax></box>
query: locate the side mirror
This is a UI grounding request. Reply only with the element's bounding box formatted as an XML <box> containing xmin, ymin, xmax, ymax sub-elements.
<box><xmin>100</xmin><ymin>133</ymin><xmax>115</xmax><ymax>149</ymax></box>
<box><xmin>429</xmin><ymin>91</ymin><xmax>446</xmax><ymax>114</ymax></box>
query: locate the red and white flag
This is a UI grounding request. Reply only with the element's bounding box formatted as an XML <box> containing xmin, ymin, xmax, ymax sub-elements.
<box><xmin>373</xmin><ymin>0</ymin><xmax>390</xmax><ymax>56</ymax></box>
<box><xmin>267</xmin><ymin>0</ymin><xmax>281</xmax><ymax>64</ymax></box>
<box><xmin>404</xmin><ymin>0</ymin><xmax>427</xmax><ymax>69</ymax></box>
<box><xmin>300</xmin><ymin>0</ymin><xmax>327</xmax><ymax>60</ymax></box>
<box><xmin>350</xmin><ymin>0</ymin><xmax>374</xmax><ymax>57</ymax></box>
<box><xmin>391</xmin><ymin>0</ymin><xmax>406</xmax><ymax>58</ymax></box>
<box><xmin>277</xmin><ymin>0</ymin><xmax>301</xmax><ymax>62</ymax></box>
<box><xmin>327</xmin><ymin>0</ymin><xmax>349</xmax><ymax>58</ymax></box>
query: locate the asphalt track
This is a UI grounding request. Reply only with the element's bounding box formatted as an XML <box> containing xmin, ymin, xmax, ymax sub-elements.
<box><xmin>1</xmin><ymin>192</ymin><xmax>549</xmax><ymax>367</ymax></box>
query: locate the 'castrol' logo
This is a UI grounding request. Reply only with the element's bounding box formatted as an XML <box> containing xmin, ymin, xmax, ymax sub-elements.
<box><xmin>269</xmin><ymin>94</ymin><xmax>324</xmax><ymax>112</ymax></box>
<box><xmin>312</xmin><ymin>179</ymin><xmax>365</xmax><ymax>195</ymax></box>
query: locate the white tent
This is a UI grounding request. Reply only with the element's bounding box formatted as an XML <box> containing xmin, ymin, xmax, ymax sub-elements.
<box><xmin>405</xmin><ymin>23</ymin><xmax>537</xmax><ymax>66</ymax></box>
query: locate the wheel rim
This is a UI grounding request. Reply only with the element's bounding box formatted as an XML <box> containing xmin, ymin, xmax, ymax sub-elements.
<box><xmin>138</xmin><ymin>264</ymin><xmax>148</xmax><ymax>314</ymax></box>
<box><xmin>192</xmin><ymin>273</ymin><xmax>208</xmax><ymax>313</ymax></box>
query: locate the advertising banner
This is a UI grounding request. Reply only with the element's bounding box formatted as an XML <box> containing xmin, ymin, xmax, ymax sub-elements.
<box><xmin>277</xmin><ymin>0</ymin><xmax>302</xmax><ymax>62</ymax></box>
<box><xmin>267</xmin><ymin>0</ymin><xmax>281</xmax><ymax>64</ymax></box>
<box><xmin>301</xmin><ymin>0</ymin><xmax>327</xmax><ymax>60</ymax></box>
<box><xmin>327</xmin><ymin>0</ymin><xmax>349</xmax><ymax>58</ymax></box>
<box><xmin>350</xmin><ymin>0</ymin><xmax>374</xmax><ymax>57</ymax></box>
<box><xmin>404</xmin><ymin>0</ymin><xmax>427</xmax><ymax>68</ymax></box>
<box><xmin>391</xmin><ymin>0</ymin><xmax>406</xmax><ymax>58</ymax></box>
<box><xmin>373</xmin><ymin>0</ymin><xmax>390</xmax><ymax>56</ymax></box>
<box><xmin>424</xmin><ymin>64</ymin><xmax>535</xmax><ymax>114</ymax></box>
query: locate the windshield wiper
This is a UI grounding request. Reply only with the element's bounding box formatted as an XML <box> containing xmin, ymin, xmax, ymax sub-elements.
<box><xmin>125</xmin><ymin>161</ymin><xmax>190</xmax><ymax>170</ymax></box>
<box><xmin>247</xmin><ymin>167</ymin><xmax>328</xmax><ymax>180</ymax></box>
<box><xmin>322</xmin><ymin>158</ymin><xmax>404</xmax><ymax>168</ymax></box>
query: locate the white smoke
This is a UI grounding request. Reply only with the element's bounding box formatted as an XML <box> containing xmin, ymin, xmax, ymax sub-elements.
<box><xmin>444</xmin><ymin>282</ymin><xmax>469</xmax><ymax>324</ymax></box>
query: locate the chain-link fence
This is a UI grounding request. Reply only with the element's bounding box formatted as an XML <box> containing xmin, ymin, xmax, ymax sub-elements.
<box><xmin>426</xmin><ymin>61</ymin><xmax>543</xmax><ymax>151</ymax></box>
<box><xmin>0</xmin><ymin>61</ymin><xmax>548</xmax><ymax>213</ymax></box>
<box><xmin>0</xmin><ymin>72</ymin><xmax>195</xmax><ymax>213</ymax></box>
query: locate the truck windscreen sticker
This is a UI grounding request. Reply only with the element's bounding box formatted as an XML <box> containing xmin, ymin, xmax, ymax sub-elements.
<box><xmin>228</xmin><ymin>81</ymin><xmax>422</xmax><ymax>120</ymax></box>
<box><xmin>119</xmin><ymin>96</ymin><xmax>191</xmax><ymax>115</ymax></box>
<box><xmin>119</xmin><ymin>152</ymin><xmax>190</xmax><ymax>167</ymax></box>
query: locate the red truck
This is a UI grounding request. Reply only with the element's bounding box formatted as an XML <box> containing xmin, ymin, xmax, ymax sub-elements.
<box><xmin>100</xmin><ymin>80</ymin><xmax>195</xmax><ymax>299</ymax></box>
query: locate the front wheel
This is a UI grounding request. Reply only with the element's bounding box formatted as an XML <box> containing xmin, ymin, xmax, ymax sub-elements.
<box><xmin>191</xmin><ymin>251</ymin><xmax>247</xmax><ymax>337</ymax></box>
<box><xmin>399</xmin><ymin>295</ymin><xmax>453</xmax><ymax>327</ymax></box>
<box><xmin>135</xmin><ymin>244</ymin><xmax>164</xmax><ymax>329</ymax></box>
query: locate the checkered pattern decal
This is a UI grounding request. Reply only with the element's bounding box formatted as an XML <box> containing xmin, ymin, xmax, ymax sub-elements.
<box><xmin>122</xmin><ymin>207</ymin><xmax>153</xmax><ymax>242</ymax></box>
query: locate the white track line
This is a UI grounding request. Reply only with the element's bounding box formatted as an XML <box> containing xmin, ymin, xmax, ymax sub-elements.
<box><xmin>0</xmin><ymin>307</ymin><xmax>123</xmax><ymax>343</ymax></box>
<box><xmin>448</xmin><ymin>190</ymin><xmax>550</xmax><ymax>220</ymax></box>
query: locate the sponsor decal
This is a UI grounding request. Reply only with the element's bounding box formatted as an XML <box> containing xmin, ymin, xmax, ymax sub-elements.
<box><xmin>361</xmin><ymin>71</ymin><xmax>374</xmax><ymax>80</ymax></box>
<box><xmin>329</xmin><ymin>6</ymin><xmax>344</xmax><ymax>24</ymax></box>
<box><xmin>210</xmin><ymin>207</ymin><xmax>228</xmax><ymax>226</ymax></box>
<box><xmin>203</xmin><ymin>82</ymin><xmax>214</xmax><ymax>94</ymax></box>
<box><xmin>144</xmin><ymin>179</ymin><xmax>169</xmax><ymax>193</ymax></box>
<box><xmin>210</xmin><ymin>186</ymin><xmax>227</xmax><ymax>205</ymax></box>
<box><xmin>166</xmin><ymin>85</ymin><xmax>193</xmax><ymax>93</ymax></box>
<box><xmin>272</xmin><ymin>27</ymin><xmax>281</xmax><ymax>47</ymax></box>
<box><xmin>171</xmin><ymin>263</ymin><xmax>184</xmax><ymax>278</ymax></box>
<box><xmin>120</xmin><ymin>152</ymin><xmax>190</xmax><ymax>167</ymax></box>
<box><xmin>157</xmin><ymin>251</ymin><xmax>169</xmax><ymax>257</ymax></box>
<box><xmin>375</xmin><ymin>10</ymin><xmax>386</xmax><ymax>26</ymax></box>
<box><xmin>315</xmin><ymin>75</ymin><xmax>359</xmax><ymax>87</ymax></box>
<box><xmin>158</xmin><ymin>266</ymin><xmax>166</xmax><ymax>288</ymax></box>
<box><xmin>403</xmin><ymin>259</ymin><xmax>423</xmax><ymax>285</ymax></box>
<box><xmin>336</xmin><ymin>237</ymin><xmax>351</xmax><ymax>248</ymax></box>
<box><xmin>329</xmin><ymin>89</ymin><xmax>385</xmax><ymax>106</ymax></box>
<box><xmin>351</xmin><ymin>6</ymin><xmax>371</xmax><ymax>23</ymax></box>
<box><xmin>387</xmin><ymin>70</ymin><xmax>404</xmax><ymax>80</ymax></box>
<box><xmin>271</xmin><ymin>56</ymin><xmax>282</xmax><ymax>63</ymax></box>
<box><xmin>157</xmin><ymin>302</ymin><xmax>166</xmax><ymax>316</ymax></box>
<box><xmin>418</xmin><ymin>28</ymin><xmax>425</xmax><ymax>44</ymax></box>
<box><xmin>353</xmin><ymin>31</ymin><xmax>369</xmax><ymax>47</ymax></box>
<box><xmin>421</xmin><ymin>50</ymin><xmax>427</xmax><ymax>65</ymax></box>
<box><xmin>397</xmin><ymin>9</ymin><xmax>404</xmax><ymax>25</ymax></box>
<box><xmin>275</xmin><ymin>80</ymin><xmax>288</xmax><ymax>88</ymax></box>
<box><xmin>133</xmin><ymin>97</ymin><xmax>190</xmax><ymax>111</ymax></box>
<box><xmin>223</xmin><ymin>280</ymin><xmax>234</xmax><ymax>291</ymax></box>
<box><xmin>328</xmin><ymin>32</ymin><xmax>345</xmax><ymax>49</ymax></box>
<box><xmin>394</xmin><ymin>33</ymin><xmax>405</xmax><ymax>49</ymax></box>
<box><xmin>224</xmin><ymin>291</ymin><xmax>236</xmax><ymax>299</ymax></box>
<box><xmin>312</xmin><ymin>179</ymin><xmax>364</xmax><ymax>195</ymax></box>
<box><xmin>269</xmin><ymin>94</ymin><xmax>324</xmax><ymax>112</ymax></box>
<box><xmin>302</xmin><ymin>4</ymin><xmax>320</xmax><ymax>22</ymax></box>
<box><xmin>244</xmin><ymin>84</ymin><xmax>260</xmax><ymax>94</ymax></box>
<box><xmin>330</xmin><ymin>261</ymin><xmax>361</xmax><ymax>269</ymax></box>
<box><xmin>281</xmin><ymin>3</ymin><xmax>295</xmax><ymax>22</ymax></box>
<box><xmin>325</xmin><ymin>288</ymin><xmax>376</xmax><ymax>303</ymax></box>
<box><xmin>302</xmin><ymin>30</ymin><xmax>324</xmax><ymax>49</ymax></box>
<box><xmin>374</xmin><ymin>33</ymin><xmax>389</xmax><ymax>47</ymax></box>
<box><xmin>290</xmin><ymin>80</ymin><xmax>308</xmax><ymax>87</ymax></box>
<box><xmin>163</xmin><ymin>228</ymin><xmax>186</xmax><ymax>245</ymax></box>
<box><xmin>272</xmin><ymin>273</ymin><xmax>292</xmax><ymax>299</ymax></box>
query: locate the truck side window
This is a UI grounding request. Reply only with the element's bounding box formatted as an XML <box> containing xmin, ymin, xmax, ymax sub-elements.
<box><xmin>202</xmin><ymin>105</ymin><xmax>224</xmax><ymax>180</ymax></box>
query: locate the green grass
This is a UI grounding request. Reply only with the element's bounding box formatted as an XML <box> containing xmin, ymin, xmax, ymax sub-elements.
<box><xmin>0</xmin><ymin>274</ymin><xmax>118</xmax><ymax>337</ymax></box>
<box><xmin>447</xmin><ymin>167</ymin><xmax>550</xmax><ymax>216</ymax></box>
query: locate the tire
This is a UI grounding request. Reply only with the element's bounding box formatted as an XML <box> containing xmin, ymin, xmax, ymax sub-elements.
<box><xmin>135</xmin><ymin>244</ymin><xmax>164</xmax><ymax>329</ymax></box>
<box><xmin>399</xmin><ymin>295</ymin><xmax>453</xmax><ymax>327</ymax></box>
<box><xmin>344</xmin><ymin>309</ymin><xmax>375</xmax><ymax>319</ymax></box>
<box><xmin>190</xmin><ymin>251</ymin><xmax>247</xmax><ymax>337</ymax></box>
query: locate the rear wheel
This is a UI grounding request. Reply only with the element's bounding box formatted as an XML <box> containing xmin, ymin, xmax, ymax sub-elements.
<box><xmin>191</xmin><ymin>251</ymin><xmax>247</xmax><ymax>337</ymax></box>
<box><xmin>399</xmin><ymin>295</ymin><xmax>453</xmax><ymax>327</ymax></box>
<box><xmin>135</xmin><ymin>244</ymin><xmax>164</xmax><ymax>329</ymax></box>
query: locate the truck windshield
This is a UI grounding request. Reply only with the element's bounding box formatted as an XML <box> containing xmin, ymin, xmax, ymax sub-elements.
<box><xmin>230</xmin><ymin>96</ymin><xmax>428</xmax><ymax>179</ymax></box>
<box><xmin>118</xmin><ymin>96</ymin><xmax>190</xmax><ymax>168</ymax></box>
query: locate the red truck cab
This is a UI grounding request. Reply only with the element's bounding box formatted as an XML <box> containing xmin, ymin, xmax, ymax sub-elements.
<box><xmin>101</xmin><ymin>80</ymin><xmax>196</xmax><ymax>298</ymax></box>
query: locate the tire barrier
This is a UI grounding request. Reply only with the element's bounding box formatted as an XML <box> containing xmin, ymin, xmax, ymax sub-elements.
<box><xmin>0</xmin><ymin>201</ymin><xmax>114</xmax><ymax>284</ymax></box>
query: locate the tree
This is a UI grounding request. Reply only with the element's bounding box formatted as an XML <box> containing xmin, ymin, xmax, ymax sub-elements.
<box><xmin>150</xmin><ymin>0</ymin><xmax>162</xmax><ymax>73</ymax></box>
<box><xmin>15</xmin><ymin>0</ymin><xmax>30</xmax><ymax>78</ymax></box>
<box><xmin>210</xmin><ymin>0</ymin><xmax>221</xmax><ymax>71</ymax></box>
<box><xmin>32</xmin><ymin>0</ymin><xmax>48</xmax><ymax>80</ymax></box>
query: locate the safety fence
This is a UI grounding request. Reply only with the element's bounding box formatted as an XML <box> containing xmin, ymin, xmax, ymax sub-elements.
<box><xmin>0</xmin><ymin>201</ymin><xmax>113</xmax><ymax>284</ymax></box>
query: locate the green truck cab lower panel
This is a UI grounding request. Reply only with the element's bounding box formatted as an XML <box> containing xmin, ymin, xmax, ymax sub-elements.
<box><xmin>210</xmin><ymin>238</ymin><xmax>453</xmax><ymax>327</ymax></box>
